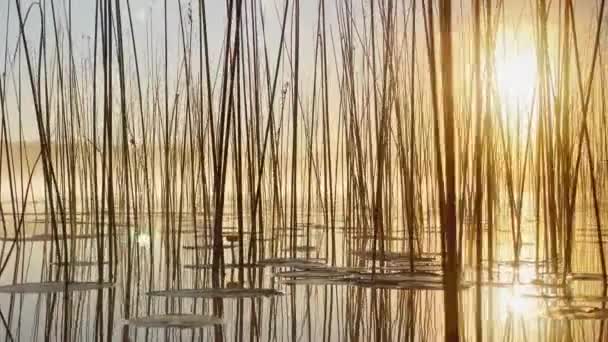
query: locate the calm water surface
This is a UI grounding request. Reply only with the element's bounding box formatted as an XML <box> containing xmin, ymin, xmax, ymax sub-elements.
<box><xmin>0</xmin><ymin>204</ymin><xmax>606</xmax><ymax>341</ymax></box>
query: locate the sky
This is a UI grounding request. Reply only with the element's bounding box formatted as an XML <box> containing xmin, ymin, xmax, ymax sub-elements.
<box><xmin>0</xmin><ymin>0</ymin><xmax>335</xmax><ymax>140</ymax></box>
<box><xmin>0</xmin><ymin>0</ymin><xmax>603</xmax><ymax>141</ymax></box>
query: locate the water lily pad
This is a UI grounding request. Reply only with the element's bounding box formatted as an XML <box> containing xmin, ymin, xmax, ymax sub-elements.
<box><xmin>280</xmin><ymin>278</ymin><xmax>353</xmax><ymax>286</ymax></box>
<box><xmin>127</xmin><ymin>314</ymin><xmax>223</xmax><ymax>329</ymax></box>
<box><xmin>258</xmin><ymin>258</ymin><xmax>327</xmax><ymax>269</ymax></box>
<box><xmin>352</xmin><ymin>250</ymin><xmax>434</xmax><ymax>262</ymax></box>
<box><xmin>183</xmin><ymin>244</ymin><xmax>234</xmax><ymax>250</ymax></box>
<box><xmin>566</xmin><ymin>273</ymin><xmax>607</xmax><ymax>281</ymax></box>
<box><xmin>183</xmin><ymin>263</ymin><xmax>263</xmax><ymax>270</ymax></box>
<box><xmin>273</xmin><ymin>270</ymin><xmax>353</xmax><ymax>279</ymax></box>
<box><xmin>354</xmin><ymin>279</ymin><xmax>471</xmax><ymax>291</ymax></box>
<box><xmin>147</xmin><ymin>288</ymin><xmax>283</xmax><ymax>299</ymax></box>
<box><xmin>0</xmin><ymin>281</ymin><xmax>114</xmax><ymax>294</ymax></box>
<box><xmin>353</xmin><ymin>271</ymin><xmax>442</xmax><ymax>283</ymax></box>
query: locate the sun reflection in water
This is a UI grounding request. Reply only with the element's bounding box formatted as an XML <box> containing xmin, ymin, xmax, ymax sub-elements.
<box><xmin>506</xmin><ymin>285</ymin><xmax>536</xmax><ymax>315</ymax></box>
<box><xmin>495</xmin><ymin>265</ymin><xmax>541</xmax><ymax>319</ymax></box>
<box><xmin>136</xmin><ymin>232</ymin><xmax>151</xmax><ymax>248</ymax></box>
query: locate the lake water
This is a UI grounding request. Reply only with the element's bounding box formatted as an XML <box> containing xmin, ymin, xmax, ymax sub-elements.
<box><xmin>0</xmin><ymin>204</ymin><xmax>606</xmax><ymax>342</ymax></box>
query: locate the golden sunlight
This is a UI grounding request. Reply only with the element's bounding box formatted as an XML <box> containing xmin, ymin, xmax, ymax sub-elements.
<box><xmin>497</xmin><ymin>284</ymin><xmax>538</xmax><ymax>319</ymax></box>
<box><xmin>494</xmin><ymin>46</ymin><xmax>537</xmax><ymax>110</ymax></box>
<box><xmin>506</xmin><ymin>288</ymin><xmax>536</xmax><ymax>315</ymax></box>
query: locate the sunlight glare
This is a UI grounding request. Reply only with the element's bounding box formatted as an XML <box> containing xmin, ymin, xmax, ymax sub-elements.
<box><xmin>500</xmin><ymin>284</ymin><xmax>538</xmax><ymax>317</ymax></box>
<box><xmin>494</xmin><ymin>41</ymin><xmax>537</xmax><ymax>111</ymax></box>
<box><xmin>507</xmin><ymin>290</ymin><xmax>534</xmax><ymax>315</ymax></box>
<box><xmin>137</xmin><ymin>232</ymin><xmax>151</xmax><ymax>248</ymax></box>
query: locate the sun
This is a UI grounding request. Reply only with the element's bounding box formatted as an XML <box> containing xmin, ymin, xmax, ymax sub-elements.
<box><xmin>494</xmin><ymin>40</ymin><xmax>538</xmax><ymax>111</ymax></box>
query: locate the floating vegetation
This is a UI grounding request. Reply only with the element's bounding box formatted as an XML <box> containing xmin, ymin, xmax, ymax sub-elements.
<box><xmin>0</xmin><ymin>282</ymin><xmax>114</xmax><ymax>294</ymax></box>
<box><xmin>544</xmin><ymin>306</ymin><xmax>608</xmax><ymax>320</ymax></box>
<box><xmin>354</xmin><ymin>271</ymin><xmax>443</xmax><ymax>283</ymax></box>
<box><xmin>354</xmin><ymin>279</ymin><xmax>472</xmax><ymax>291</ymax></box>
<box><xmin>275</xmin><ymin>269</ymin><xmax>470</xmax><ymax>290</ymax></box>
<box><xmin>520</xmin><ymin>293</ymin><xmax>565</xmax><ymax>300</ymax></box>
<box><xmin>258</xmin><ymin>258</ymin><xmax>327</xmax><ymax>269</ymax></box>
<box><xmin>280</xmin><ymin>278</ymin><xmax>353</xmax><ymax>286</ymax></box>
<box><xmin>566</xmin><ymin>273</ymin><xmax>608</xmax><ymax>282</ymax></box>
<box><xmin>383</xmin><ymin>263</ymin><xmax>443</xmax><ymax>272</ymax></box>
<box><xmin>147</xmin><ymin>288</ymin><xmax>283</xmax><ymax>299</ymax></box>
<box><xmin>183</xmin><ymin>263</ymin><xmax>263</xmax><ymax>270</ymax></box>
<box><xmin>183</xmin><ymin>244</ymin><xmax>235</xmax><ymax>250</ymax></box>
<box><xmin>126</xmin><ymin>315</ymin><xmax>224</xmax><ymax>329</ymax></box>
<box><xmin>273</xmin><ymin>270</ymin><xmax>354</xmax><ymax>279</ymax></box>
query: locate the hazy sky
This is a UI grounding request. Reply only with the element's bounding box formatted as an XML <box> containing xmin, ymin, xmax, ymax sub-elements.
<box><xmin>0</xmin><ymin>0</ymin><xmax>603</xmax><ymax>141</ymax></box>
<box><xmin>0</xmin><ymin>0</ymin><xmax>333</xmax><ymax>140</ymax></box>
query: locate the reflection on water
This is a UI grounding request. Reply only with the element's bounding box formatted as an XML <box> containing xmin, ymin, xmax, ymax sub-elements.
<box><xmin>0</xmin><ymin>206</ymin><xmax>607</xmax><ymax>342</ymax></box>
<box><xmin>136</xmin><ymin>232</ymin><xmax>151</xmax><ymax>248</ymax></box>
<box><xmin>505</xmin><ymin>285</ymin><xmax>536</xmax><ymax>315</ymax></box>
